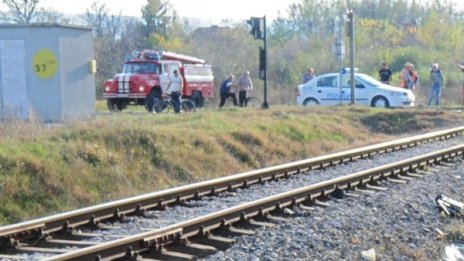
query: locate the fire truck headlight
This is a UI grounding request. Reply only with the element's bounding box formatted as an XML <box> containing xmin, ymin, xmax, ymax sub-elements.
<box><xmin>104</xmin><ymin>86</ymin><xmax>111</xmax><ymax>92</ymax></box>
<box><xmin>139</xmin><ymin>86</ymin><xmax>145</xmax><ymax>92</ymax></box>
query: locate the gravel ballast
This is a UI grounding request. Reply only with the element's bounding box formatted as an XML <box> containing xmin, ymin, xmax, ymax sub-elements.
<box><xmin>205</xmin><ymin>158</ymin><xmax>464</xmax><ymax>260</ymax></box>
<box><xmin>89</xmin><ymin>136</ymin><xmax>464</xmax><ymax>241</ymax></box>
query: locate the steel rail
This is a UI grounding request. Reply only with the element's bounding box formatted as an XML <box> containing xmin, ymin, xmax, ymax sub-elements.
<box><xmin>44</xmin><ymin>143</ymin><xmax>464</xmax><ymax>261</ymax></box>
<box><xmin>0</xmin><ymin>126</ymin><xmax>463</xmax><ymax>246</ymax></box>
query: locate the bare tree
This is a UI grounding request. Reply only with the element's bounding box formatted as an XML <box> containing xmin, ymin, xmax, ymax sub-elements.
<box><xmin>35</xmin><ymin>7</ymin><xmax>68</xmax><ymax>23</ymax></box>
<box><xmin>1</xmin><ymin>0</ymin><xmax>39</xmax><ymax>24</ymax></box>
<box><xmin>83</xmin><ymin>1</ymin><xmax>109</xmax><ymax>37</ymax></box>
<box><xmin>83</xmin><ymin>1</ymin><xmax>124</xmax><ymax>37</ymax></box>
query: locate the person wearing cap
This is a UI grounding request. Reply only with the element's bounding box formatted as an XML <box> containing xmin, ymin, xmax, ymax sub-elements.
<box><xmin>428</xmin><ymin>63</ymin><xmax>444</xmax><ymax>106</ymax></box>
<box><xmin>378</xmin><ymin>62</ymin><xmax>393</xmax><ymax>84</ymax></box>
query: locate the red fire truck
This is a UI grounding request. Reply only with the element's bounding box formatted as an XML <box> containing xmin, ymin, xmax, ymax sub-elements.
<box><xmin>103</xmin><ymin>50</ymin><xmax>215</xmax><ymax>112</ymax></box>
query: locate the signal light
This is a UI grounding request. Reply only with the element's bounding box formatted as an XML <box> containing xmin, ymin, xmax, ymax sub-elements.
<box><xmin>247</xmin><ymin>17</ymin><xmax>263</xmax><ymax>40</ymax></box>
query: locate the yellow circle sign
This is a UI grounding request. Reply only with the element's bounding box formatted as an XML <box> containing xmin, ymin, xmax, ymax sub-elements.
<box><xmin>32</xmin><ymin>49</ymin><xmax>58</xmax><ymax>79</ymax></box>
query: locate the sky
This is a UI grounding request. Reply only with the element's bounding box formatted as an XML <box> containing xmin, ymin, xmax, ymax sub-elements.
<box><xmin>40</xmin><ymin>0</ymin><xmax>295</xmax><ymax>23</ymax></box>
<box><xmin>22</xmin><ymin>0</ymin><xmax>464</xmax><ymax>25</ymax></box>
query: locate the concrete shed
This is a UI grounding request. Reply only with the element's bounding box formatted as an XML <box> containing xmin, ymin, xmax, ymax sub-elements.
<box><xmin>0</xmin><ymin>24</ymin><xmax>95</xmax><ymax>122</ymax></box>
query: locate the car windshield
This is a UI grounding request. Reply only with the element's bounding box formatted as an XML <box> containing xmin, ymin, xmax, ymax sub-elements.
<box><xmin>357</xmin><ymin>74</ymin><xmax>383</xmax><ymax>86</ymax></box>
<box><xmin>123</xmin><ymin>63</ymin><xmax>159</xmax><ymax>74</ymax></box>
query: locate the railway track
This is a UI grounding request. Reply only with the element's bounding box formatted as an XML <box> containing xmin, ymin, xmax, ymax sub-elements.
<box><xmin>0</xmin><ymin>127</ymin><xmax>463</xmax><ymax>260</ymax></box>
<box><xmin>44</xmin><ymin>144</ymin><xmax>464</xmax><ymax>260</ymax></box>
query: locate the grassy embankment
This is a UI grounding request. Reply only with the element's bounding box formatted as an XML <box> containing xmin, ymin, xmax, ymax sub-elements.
<box><xmin>0</xmin><ymin>105</ymin><xmax>463</xmax><ymax>224</ymax></box>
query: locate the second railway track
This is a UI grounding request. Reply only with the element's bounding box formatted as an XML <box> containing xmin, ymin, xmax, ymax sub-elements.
<box><xmin>1</xmin><ymin>127</ymin><xmax>464</xmax><ymax>260</ymax></box>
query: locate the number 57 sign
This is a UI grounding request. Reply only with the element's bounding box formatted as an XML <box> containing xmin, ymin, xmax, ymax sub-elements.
<box><xmin>32</xmin><ymin>49</ymin><xmax>58</xmax><ymax>79</ymax></box>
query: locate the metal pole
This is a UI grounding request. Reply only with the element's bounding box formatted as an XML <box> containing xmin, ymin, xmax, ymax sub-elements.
<box><xmin>262</xmin><ymin>16</ymin><xmax>269</xmax><ymax>109</ymax></box>
<box><xmin>335</xmin><ymin>16</ymin><xmax>342</xmax><ymax>105</ymax></box>
<box><xmin>349</xmin><ymin>10</ymin><xmax>355</xmax><ymax>105</ymax></box>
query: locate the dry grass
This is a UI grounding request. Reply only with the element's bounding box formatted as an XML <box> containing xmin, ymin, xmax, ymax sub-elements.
<box><xmin>0</xmin><ymin>105</ymin><xmax>463</xmax><ymax>224</ymax></box>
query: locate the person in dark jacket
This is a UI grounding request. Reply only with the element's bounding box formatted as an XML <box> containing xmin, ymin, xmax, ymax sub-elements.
<box><xmin>378</xmin><ymin>62</ymin><xmax>393</xmax><ymax>84</ymax></box>
<box><xmin>219</xmin><ymin>74</ymin><xmax>237</xmax><ymax>108</ymax></box>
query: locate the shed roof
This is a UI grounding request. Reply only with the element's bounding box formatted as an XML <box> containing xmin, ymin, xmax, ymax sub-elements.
<box><xmin>0</xmin><ymin>23</ymin><xmax>92</xmax><ymax>31</ymax></box>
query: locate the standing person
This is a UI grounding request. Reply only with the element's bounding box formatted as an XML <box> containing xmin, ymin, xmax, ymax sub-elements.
<box><xmin>399</xmin><ymin>63</ymin><xmax>411</xmax><ymax>88</ymax></box>
<box><xmin>219</xmin><ymin>74</ymin><xmax>237</xmax><ymax>108</ymax></box>
<box><xmin>428</xmin><ymin>63</ymin><xmax>444</xmax><ymax>106</ymax></box>
<box><xmin>238</xmin><ymin>71</ymin><xmax>253</xmax><ymax>107</ymax></box>
<box><xmin>303</xmin><ymin>68</ymin><xmax>315</xmax><ymax>83</ymax></box>
<box><xmin>378</xmin><ymin>62</ymin><xmax>393</xmax><ymax>84</ymax></box>
<box><xmin>165</xmin><ymin>70</ymin><xmax>184</xmax><ymax>113</ymax></box>
<box><xmin>408</xmin><ymin>64</ymin><xmax>418</xmax><ymax>91</ymax></box>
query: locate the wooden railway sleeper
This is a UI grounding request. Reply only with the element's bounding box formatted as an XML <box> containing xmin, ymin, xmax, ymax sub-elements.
<box><xmin>164</xmin><ymin>241</ymin><xmax>218</xmax><ymax>258</ymax></box>
<box><xmin>397</xmin><ymin>175</ymin><xmax>414</xmax><ymax>181</ymax></box>
<box><xmin>439</xmin><ymin>161</ymin><xmax>455</xmax><ymax>167</ymax></box>
<box><xmin>190</xmin><ymin>234</ymin><xmax>234</xmax><ymax>251</ymax></box>
<box><xmin>406</xmin><ymin>172</ymin><xmax>426</xmax><ymax>178</ymax></box>
<box><xmin>150</xmin><ymin>248</ymin><xmax>195</xmax><ymax>260</ymax></box>
<box><xmin>365</xmin><ymin>183</ymin><xmax>388</xmax><ymax>192</ymax></box>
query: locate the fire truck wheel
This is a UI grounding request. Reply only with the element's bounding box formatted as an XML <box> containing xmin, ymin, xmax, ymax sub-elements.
<box><xmin>116</xmin><ymin>102</ymin><xmax>126</xmax><ymax>111</ymax></box>
<box><xmin>107</xmin><ymin>99</ymin><xmax>118</xmax><ymax>112</ymax></box>
<box><xmin>191</xmin><ymin>91</ymin><xmax>204</xmax><ymax>108</ymax></box>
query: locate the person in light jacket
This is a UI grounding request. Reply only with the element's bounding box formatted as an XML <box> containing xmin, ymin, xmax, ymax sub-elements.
<box><xmin>237</xmin><ymin>71</ymin><xmax>253</xmax><ymax>107</ymax></box>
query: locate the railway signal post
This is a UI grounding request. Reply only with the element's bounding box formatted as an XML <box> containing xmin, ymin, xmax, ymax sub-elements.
<box><xmin>247</xmin><ymin>16</ymin><xmax>269</xmax><ymax>109</ymax></box>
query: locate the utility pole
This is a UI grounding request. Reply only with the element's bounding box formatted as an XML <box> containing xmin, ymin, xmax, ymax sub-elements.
<box><xmin>347</xmin><ymin>10</ymin><xmax>355</xmax><ymax>105</ymax></box>
<box><xmin>333</xmin><ymin>16</ymin><xmax>344</xmax><ymax>105</ymax></box>
<box><xmin>262</xmin><ymin>16</ymin><xmax>269</xmax><ymax>109</ymax></box>
<box><xmin>247</xmin><ymin>16</ymin><xmax>269</xmax><ymax>109</ymax></box>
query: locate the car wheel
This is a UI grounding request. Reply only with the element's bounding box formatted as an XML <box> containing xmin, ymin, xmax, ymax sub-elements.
<box><xmin>303</xmin><ymin>98</ymin><xmax>319</xmax><ymax>106</ymax></box>
<box><xmin>371</xmin><ymin>96</ymin><xmax>390</xmax><ymax>108</ymax></box>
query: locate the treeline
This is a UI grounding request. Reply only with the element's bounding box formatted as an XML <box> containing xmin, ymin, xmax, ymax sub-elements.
<box><xmin>2</xmin><ymin>0</ymin><xmax>464</xmax><ymax>104</ymax></box>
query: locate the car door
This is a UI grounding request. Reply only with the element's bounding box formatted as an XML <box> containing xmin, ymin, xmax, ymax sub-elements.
<box><xmin>340</xmin><ymin>75</ymin><xmax>370</xmax><ymax>105</ymax></box>
<box><xmin>316</xmin><ymin>75</ymin><xmax>341</xmax><ymax>105</ymax></box>
<box><xmin>353</xmin><ymin>76</ymin><xmax>370</xmax><ymax>105</ymax></box>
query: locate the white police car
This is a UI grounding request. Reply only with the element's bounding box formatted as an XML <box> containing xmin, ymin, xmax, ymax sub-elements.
<box><xmin>296</xmin><ymin>71</ymin><xmax>415</xmax><ymax>108</ymax></box>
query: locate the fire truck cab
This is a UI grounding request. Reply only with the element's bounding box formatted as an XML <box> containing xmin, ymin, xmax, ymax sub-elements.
<box><xmin>103</xmin><ymin>50</ymin><xmax>215</xmax><ymax>112</ymax></box>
